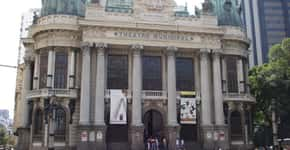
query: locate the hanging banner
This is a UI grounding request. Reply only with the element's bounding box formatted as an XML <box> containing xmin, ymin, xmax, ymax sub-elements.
<box><xmin>180</xmin><ymin>98</ymin><xmax>196</xmax><ymax>124</ymax></box>
<box><xmin>110</xmin><ymin>90</ymin><xmax>127</xmax><ymax>124</ymax></box>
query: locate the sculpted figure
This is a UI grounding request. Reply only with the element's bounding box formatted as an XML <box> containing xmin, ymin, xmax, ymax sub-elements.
<box><xmin>209</xmin><ymin>0</ymin><xmax>242</xmax><ymax>27</ymax></box>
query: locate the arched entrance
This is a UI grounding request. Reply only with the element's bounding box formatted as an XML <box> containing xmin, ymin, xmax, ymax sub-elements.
<box><xmin>143</xmin><ymin>110</ymin><xmax>164</xmax><ymax>139</ymax></box>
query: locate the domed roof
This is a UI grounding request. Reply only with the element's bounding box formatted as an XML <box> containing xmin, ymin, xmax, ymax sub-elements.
<box><xmin>41</xmin><ymin>0</ymin><xmax>86</xmax><ymax>17</ymax></box>
<box><xmin>210</xmin><ymin>0</ymin><xmax>242</xmax><ymax>27</ymax></box>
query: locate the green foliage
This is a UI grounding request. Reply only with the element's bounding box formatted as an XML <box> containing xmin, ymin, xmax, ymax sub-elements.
<box><xmin>0</xmin><ymin>127</ymin><xmax>8</xmax><ymax>145</ymax></box>
<box><xmin>249</xmin><ymin>38</ymin><xmax>290</xmax><ymax>126</ymax></box>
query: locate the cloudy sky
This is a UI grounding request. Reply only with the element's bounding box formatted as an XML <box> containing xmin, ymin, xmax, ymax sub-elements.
<box><xmin>0</xmin><ymin>0</ymin><xmax>203</xmax><ymax>119</ymax></box>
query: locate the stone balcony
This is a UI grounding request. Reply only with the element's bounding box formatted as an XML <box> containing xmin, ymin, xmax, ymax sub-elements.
<box><xmin>142</xmin><ymin>90</ymin><xmax>167</xmax><ymax>100</ymax></box>
<box><xmin>105</xmin><ymin>89</ymin><xmax>132</xmax><ymax>99</ymax></box>
<box><xmin>26</xmin><ymin>88</ymin><xmax>78</xmax><ymax>99</ymax></box>
<box><xmin>223</xmin><ymin>92</ymin><xmax>255</xmax><ymax>103</ymax></box>
<box><xmin>104</xmin><ymin>90</ymin><xmax>167</xmax><ymax>100</ymax></box>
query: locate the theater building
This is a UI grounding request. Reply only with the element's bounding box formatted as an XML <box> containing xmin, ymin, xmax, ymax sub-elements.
<box><xmin>15</xmin><ymin>0</ymin><xmax>255</xmax><ymax>149</ymax></box>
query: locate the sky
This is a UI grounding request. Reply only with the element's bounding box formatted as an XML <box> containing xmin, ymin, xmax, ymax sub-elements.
<box><xmin>0</xmin><ymin>0</ymin><xmax>203</xmax><ymax>119</ymax></box>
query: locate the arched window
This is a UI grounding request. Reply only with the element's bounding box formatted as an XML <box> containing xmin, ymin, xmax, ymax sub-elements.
<box><xmin>230</xmin><ymin>111</ymin><xmax>243</xmax><ymax>141</ymax></box>
<box><xmin>34</xmin><ymin>109</ymin><xmax>43</xmax><ymax>135</ymax></box>
<box><xmin>54</xmin><ymin>51</ymin><xmax>68</xmax><ymax>88</ymax></box>
<box><xmin>39</xmin><ymin>51</ymin><xmax>48</xmax><ymax>89</ymax></box>
<box><xmin>226</xmin><ymin>56</ymin><xmax>238</xmax><ymax>93</ymax></box>
<box><xmin>54</xmin><ymin>107</ymin><xmax>66</xmax><ymax>139</ymax></box>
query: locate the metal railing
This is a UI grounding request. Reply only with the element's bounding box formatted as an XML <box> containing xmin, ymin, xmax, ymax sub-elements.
<box><xmin>27</xmin><ymin>88</ymin><xmax>78</xmax><ymax>99</ymax></box>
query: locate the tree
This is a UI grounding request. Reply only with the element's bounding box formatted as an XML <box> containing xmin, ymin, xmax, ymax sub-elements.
<box><xmin>0</xmin><ymin>127</ymin><xmax>8</xmax><ymax>145</ymax></box>
<box><xmin>249</xmin><ymin>38</ymin><xmax>290</xmax><ymax>145</ymax></box>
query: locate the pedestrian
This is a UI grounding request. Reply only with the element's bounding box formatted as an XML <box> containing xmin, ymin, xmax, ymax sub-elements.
<box><xmin>176</xmin><ymin>139</ymin><xmax>180</xmax><ymax>150</ymax></box>
<box><xmin>180</xmin><ymin>139</ymin><xmax>185</xmax><ymax>150</ymax></box>
<box><xmin>155</xmin><ymin>137</ymin><xmax>159</xmax><ymax>150</ymax></box>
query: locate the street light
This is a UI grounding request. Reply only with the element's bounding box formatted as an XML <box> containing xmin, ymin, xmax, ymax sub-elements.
<box><xmin>44</xmin><ymin>94</ymin><xmax>57</xmax><ymax>150</ymax></box>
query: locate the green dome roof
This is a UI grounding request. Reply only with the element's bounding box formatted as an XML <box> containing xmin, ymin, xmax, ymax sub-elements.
<box><xmin>210</xmin><ymin>0</ymin><xmax>242</xmax><ymax>27</ymax></box>
<box><xmin>41</xmin><ymin>0</ymin><xmax>86</xmax><ymax>17</ymax></box>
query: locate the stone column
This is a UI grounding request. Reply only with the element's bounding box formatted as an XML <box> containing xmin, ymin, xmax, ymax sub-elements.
<box><xmin>79</xmin><ymin>43</ymin><xmax>91</xmax><ymax>125</ymax></box>
<box><xmin>16</xmin><ymin>56</ymin><xmax>32</xmax><ymax>150</ymax></box>
<box><xmin>94</xmin><ymin>43</ymin><xmax>107</xmax><ymax>150</ymax></box>
<box><xmin>167</xmin><ymin>46</ymin><xmax>178</xmax><ymax>126</ymax></box>
<box><xmin>69</xmin><ymin>48</ymin><xmax>76</xmax><ymax>89</ymax></box>
<box><xmin>237</xmin><ymin>58</ymin><xmax>245</xmax><ymax>93</ymax></box>
<box><xmin>33</xmin><ymin>53</ymin><xmax>39</xmax><ymax>90</ymax></box>
<box><xmin>222</xmin><ymin>57</ymin><xmax>228</xmax><ymax>93</ymax></box>
<box><xmin>77</xmin><ymin>43</ymin><xmax>95</xmax><ymax>150</ymax></box>
<box><xmin>94</xmin><ymin>43</ymin><xmax>107</xmax><ymax>125</ymax></box>
<box><xmin>166</xmin><ymin>46</ymin><xmax>179</xmax><ymax>150</ymax></box>
<box><xmin>130</xmin><ymin>44</ymin><xmax>144</xmax><ymax>150</ymax></box>
<box><xmin>212</xmin><ymin>50</ymin><xmax>224</xmax><ymax>125</ymax></box>
<box><xmin>47</xmin><ymin>49</ymin><xmax>54</xmax><ymax>88</ymax></box>
<box><xmin>200</xmin><ymin>49</ymin><xmax>213</xmax><ymax>150</ymax></box>
<box><xmin>194</xmin><ymin>54</ymin><xmax>201</xmax><ymax>96</ymax></box>
<box><xmin>212</xmin><ymin>50</ymin><xmax>229</xmax><ymax>149</ymax></box>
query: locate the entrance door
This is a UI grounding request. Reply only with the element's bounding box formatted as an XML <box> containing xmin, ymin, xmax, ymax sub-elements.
<box><xmin>143</xmin><ymin>110</ymin><xmax>163</xmax><ymax>139</ymax></box>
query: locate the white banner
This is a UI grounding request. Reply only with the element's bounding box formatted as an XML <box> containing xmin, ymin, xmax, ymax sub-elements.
<box><xmin>180</xmin><ymin>98</ymin><xmax>196</xmax><ymax>124</ymax></box>
<box><xmin>110</xmin><ymin>90</ymin><xmax>127</xmax><ymax>124</ymax></box>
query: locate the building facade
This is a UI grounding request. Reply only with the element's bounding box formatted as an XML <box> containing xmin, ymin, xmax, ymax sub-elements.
<box><xmin>16</xmin><ymin>0</ymin><xmax>255</xmax><ymax>150</ymax></box>
<box><xmin>242</xmin><ymin>0</ymin><xmax>290</xmax><ymax>67</ymax></box>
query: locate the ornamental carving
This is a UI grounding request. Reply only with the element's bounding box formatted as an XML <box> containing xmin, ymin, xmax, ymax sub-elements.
<box><xmin>147</xmin><ymin>0</ymin><xmax>164</xmax><ymax>10</ymax></box>
<box><xmin>34</xmin><ymin>30</ymin><xmax>81</xmax><ymax>49</ymax></box>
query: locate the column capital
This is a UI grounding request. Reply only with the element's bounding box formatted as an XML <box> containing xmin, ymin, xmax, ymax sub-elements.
<box><xmin>212</xmin><ymin>49</ymin><xmax>223</xmax><ymax>55</ymax></box>
<box><xmin>166</xmin><ymin>46</ymin><xmax>178</xmax><ymax>56</ymax></box>
<box><xmin>24</xmin><ymin>56</ymin><xmax>33</xmax><ymax>65</ymax></box>
<box><xmin>131</xmin><ymin>44</ymin><xmax>144</xmax><ymax>50</ymax></box>
<box><xmin>81</xmin><ymin>42</ymin><xmax>91</xmax><ymax>48</ymax></box>
<box><xmin>200</xmin><ymin>48</ymin><xmax>211</xmax><ymax>54</ymax></box>
<box><xmin>200</xmin><ymin>48</ymin><xmax>210</xmax><ymax>58</ymax></box>
<box><xmin>131</xmin><ymin>44</ymin><xmax>144</xmax><ymax>55</ymax></box>
<box><xmin>95</xmin><ymin>42</ymin><xmax>108</xmax><ymax>49</ymax></box>
<box><xmin>81</xmin><ymin>42</ymin><xmax>91</xmax><ymax>54</ymax></box>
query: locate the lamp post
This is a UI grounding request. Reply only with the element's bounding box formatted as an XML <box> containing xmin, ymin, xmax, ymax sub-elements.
<box><xmin>45</xmin><ymin>94</ymin><xmax>57</xmax><ymax>150</ymax></box>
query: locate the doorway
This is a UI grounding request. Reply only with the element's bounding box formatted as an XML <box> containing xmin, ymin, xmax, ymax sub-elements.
<box><xmin>143</xmin><ymin>110</ymin><xmax>164</xmax><ymax>139</ymax></box>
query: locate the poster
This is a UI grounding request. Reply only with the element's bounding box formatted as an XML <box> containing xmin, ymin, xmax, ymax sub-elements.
<box><xmin>180</xmin><ymin>98</ymin><xmax>196</xmax><ymax>124</ymax></box>
<box><xmin>110</xmin><ymin>90</ymin><xmax>127</xmax><ymax>124</ymax></box>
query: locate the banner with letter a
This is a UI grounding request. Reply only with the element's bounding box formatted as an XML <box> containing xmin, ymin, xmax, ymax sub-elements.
<box><xmin>110</xmin><ymin>89</ymin><xmax>127</xmax><ymax>124</ymax></box>
<box><xmin>180</xmin><ymin>98</ymin><xmax>196</xmax><ymax>124</ymax></box>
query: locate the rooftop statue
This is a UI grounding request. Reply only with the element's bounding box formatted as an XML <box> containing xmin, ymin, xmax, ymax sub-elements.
<box><xmin>208</xmin><ymin>0</ymin><xmax>242</xmax><ymax>27</ymax></box>
<box><xmin>41</xmin><ymin>0</ymin><xmax>86</xmax><ymax>17</ymax></box>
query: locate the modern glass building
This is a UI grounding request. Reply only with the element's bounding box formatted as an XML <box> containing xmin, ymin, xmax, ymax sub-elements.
<box><xmin>242</xmin><ymin>0</ymin><xmax>290</xmax><ymax>67</ymax></box>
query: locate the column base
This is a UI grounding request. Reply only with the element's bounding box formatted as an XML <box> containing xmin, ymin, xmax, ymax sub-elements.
<box><xmin>15</xmin><ymin>127</ymin><xmax>30</xmax><ymax>150</ymax></box>
<box><xmin>129</xmin><ymin>125</ymin><xmax>144</xmax><ymax>150</ymax></box>
<box><xmin>201</xmin><ymin>125</ymin><xmax>214</xmax><ymax>150</ymax></box>
<box><xmin>77</xmin><ymin>125</ymin><xmax>107</xmax><ymax>150</ymax></box>
<box><xmin>213</xmin><ymin>125</ymin><xmax>230</xmax><ymax>150</ymax></box>
<box><xmin>166</xmin><ymin>125</ymin><xmax>180</xmax><ymax>150</ymax></box>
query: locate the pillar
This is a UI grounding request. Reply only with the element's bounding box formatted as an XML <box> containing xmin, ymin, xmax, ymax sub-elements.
<box><xmin>94</xmin><ymin>43</ymin><xmax>107</xmax><ymax>150</ymax></box>
<box><xmin>222</xmin><ymin>57</ymin><xmax>228</xmax><ymax>93</ymax></box>
<box><xmin>77</xmin><ymin>43</ymin><xmax>95</xmax><ymax>150</ymax></box>
<box><xmin>130</xmin><ymin>44</ymin><xmax>144</xmax><ymax>150</ymax></box>
<box><xmin>212</xmin><ymin>50</ymin><xmax>229</xmax><ymax>149</ymax></box>
<box><xmin>167</xmin><ymin>46</ymin><xmax>178</xmax><ymax>126</ymax></box>
<box><xmin>33</xmin><ymin>53</ymin><xmax>39</xmax><ymax>90</ymax></box>
<box><xmin>166</xmin><ymin>46</ymin><xmax>179</xmax><ymax>150</ymax></box>
<box><xmin>212</xmin><ymin>50</ymin><xmax>224</xmax><ymax>125</ymax></box>
<box><xmin>69</xmin><ymin>48</ymin><xmax>76</xmax><ymax>89</ymax></box>
<box><xmin>237</xmin><ymin>58</ymin><xmax>245</xmax><ymax>93</ymax></box>
<box><xmin>79</xmin><ymin>43</ymin><xmax>91</xmax><ymax>125</ymax></box>
<box><xmin>47</xmin><ymin>49</ymin><xmax>54</xmax><ymax>88</ymax></box>
<box><xmin>16</xmin><ymin>56</ymin><xmax>32</xmax><ymax>150</ymax></box>
<box><xmin>200</xmin><ymin>49</ymin><xmax>213</xmax><ymax>150</ymax></box>
<box><xmin>94</xmin><ymin>43</ymin><xmax>107</xmax><ymax>125</ymax></box>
